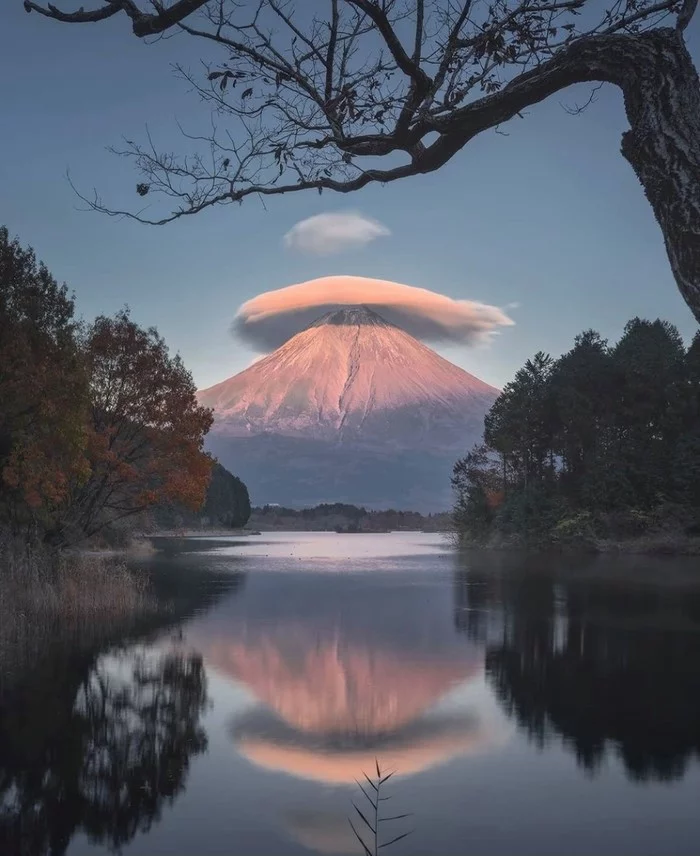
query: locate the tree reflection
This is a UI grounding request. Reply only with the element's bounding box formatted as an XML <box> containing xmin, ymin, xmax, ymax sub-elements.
<box><xmin>454</xmin><ymin>557</ymin><xmax>700</xmax><ymax>782</ymax></box>
<box><xmin>0</xmin><ymin>648</ymin><xmax>208</xmax><ymax>855</ymax></box>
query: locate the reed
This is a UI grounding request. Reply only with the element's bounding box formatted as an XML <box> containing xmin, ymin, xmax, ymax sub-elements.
<box><xmin>349</xmin><ymin>761</ymin><xmax>413</xmax><ymax>856</ymax></box>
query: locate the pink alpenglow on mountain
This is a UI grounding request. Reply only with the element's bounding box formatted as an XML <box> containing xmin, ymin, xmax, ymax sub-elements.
<box><xmin>198</xmin><ymin>306</ymin><xmax>498</xmax><ymax>450</ymax></box>
<box><xmin>197</xmin><ymin>306</ymin><xmax>499</xmax><ymax>510</ymax></box>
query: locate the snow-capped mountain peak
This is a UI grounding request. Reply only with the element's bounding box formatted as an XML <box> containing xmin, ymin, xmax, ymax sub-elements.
<box><xmin>197</xmin><ymin>305</ymin><xmax>498</xmax><ymax>452</ymax></box>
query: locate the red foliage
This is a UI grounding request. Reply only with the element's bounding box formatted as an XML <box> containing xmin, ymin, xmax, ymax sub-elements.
<box><xmin>59</xmin><ymin>309</ymin><xmax>214</xmax><ymax>540</ymax></box>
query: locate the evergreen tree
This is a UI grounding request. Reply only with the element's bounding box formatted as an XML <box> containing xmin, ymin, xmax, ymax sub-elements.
<box><xmin>203</xmin><ymin>463</ymin><xmax>251</xmax><ymax>529</ymax></box>
<box><xmin>549</xmin><ymin>331</ymin><xmax>614</xmax><ymax>506</ymax></box>
<box><xmin>611</xmin><ymin>319</ymin><xmax>686</xmax><ymax>508</ymax></box>
<box><xmin>454</xmin><ymin>318</ymin><xmax>700</xmax><ymax>547</ymax></box>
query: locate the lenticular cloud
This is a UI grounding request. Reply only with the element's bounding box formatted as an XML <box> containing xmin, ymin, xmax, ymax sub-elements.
<box><xmin>233</xmin><ymin>275</ymin><xmax>514</xmax><ymax>351</ymax></box>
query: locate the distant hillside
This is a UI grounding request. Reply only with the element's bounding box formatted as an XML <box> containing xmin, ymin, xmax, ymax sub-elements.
<box><xmin>248</xmin><ymin>503</ymin><xmax>452</xmax><ymax>533</ymax></box>
<box><xmin>206</xmin><ymin>433</ymin><xmax>460</xmax><ymax>513</ymax></box>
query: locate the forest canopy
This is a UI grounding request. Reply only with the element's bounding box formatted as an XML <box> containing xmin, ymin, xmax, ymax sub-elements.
<box><xmin>453</xmin><ymin>318</ymin><xmax>700</xmax><ymax>549</ymax></box>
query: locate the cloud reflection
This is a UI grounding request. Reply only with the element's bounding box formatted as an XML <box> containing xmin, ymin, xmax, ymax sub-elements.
<box><xmin>231</xmin><ymin>706</ymin><xmax>495</xmax><ymax>784</ymax></box>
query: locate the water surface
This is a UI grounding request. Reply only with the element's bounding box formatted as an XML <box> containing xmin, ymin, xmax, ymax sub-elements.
<box><xmin>2</xmin><ymin>532</ymin><xmax>700</xmax><ymax>855</ymax></box>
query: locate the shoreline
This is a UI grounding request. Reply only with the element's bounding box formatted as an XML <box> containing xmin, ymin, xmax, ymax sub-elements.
<box><xmin>455</xmin><ymin>535</ymin><xmax>700</xmax><ymax>557</ymax></box>
<box><xmin>144</xmin><ymin>528</ymin><xmax>258</xmax><ymax>539</ymax></box>
<box><xmin>80</xmin><ymin>528</ymin><xmax>700</xmax><ymax>558</ymax></box>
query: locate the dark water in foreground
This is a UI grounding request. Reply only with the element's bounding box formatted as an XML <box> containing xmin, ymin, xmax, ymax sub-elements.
<box><xmin>2</xmin><ymin>533</ymin><xmax>700</xmax><ymax>856</ymax></box>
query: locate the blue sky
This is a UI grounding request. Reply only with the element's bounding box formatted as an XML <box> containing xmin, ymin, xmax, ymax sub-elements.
<box><xmin>1</xmin><ymin>4</ymin><xmax>699</xmax><ymax>390</ymax></box>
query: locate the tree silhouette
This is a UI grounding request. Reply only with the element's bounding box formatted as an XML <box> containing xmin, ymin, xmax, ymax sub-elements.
<box><xmin>22</xmin><ymin>0</ymin><xmax>700</xmax><ymax>320</ymax></box>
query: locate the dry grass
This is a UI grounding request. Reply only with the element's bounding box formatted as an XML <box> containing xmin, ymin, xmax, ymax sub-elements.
<box><xmin>0</xmin><ymin>534</ymin><xmax>150</xmax><ymax>615</ymax></box>
<box><xmin>0</xmin><ymin>531</ymin><xmax>156</xmax><ymax>683</ymax></box>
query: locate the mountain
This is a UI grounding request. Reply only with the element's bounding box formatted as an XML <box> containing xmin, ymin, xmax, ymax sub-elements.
<box><xmin>197</xmin><ymin>306</ymin><xmax>499</xmax><ymax>511</ymax></box>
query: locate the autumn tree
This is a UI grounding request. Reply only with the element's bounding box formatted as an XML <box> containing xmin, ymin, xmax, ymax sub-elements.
<box><xmin>23</xmin><ymin>0</ymin><xmax>700</xmax><ymax>321</ymax></box>
<box><xmin>0</xmin><ymin>227</ymin><xmax>88</xmax><ymax>532</ymax></box>
<box><xmin>47</xmin><ymin>309</ymin><xmax>214</xmax><ymax>546</ymax></box>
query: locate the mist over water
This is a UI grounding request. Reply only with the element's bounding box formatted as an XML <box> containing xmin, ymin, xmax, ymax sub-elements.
<box><xmin>3</xmin><ymin>533</ymin><xmax>700</xmax><ymax>856</ymax></box>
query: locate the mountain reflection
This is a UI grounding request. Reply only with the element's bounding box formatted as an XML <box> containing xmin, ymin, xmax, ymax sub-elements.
<box><xmin>454</xmin><ymin>555</ymin><xmax>700</xmax><ymax>782</ymax></box>
<box><xmin>205</xmin><ymin>625</ymin><xmax>480</xmax><ymax>734</ymax></box>
<box><xmin>191</xmin><ymin>573</ymin><xmax>498</xmax><ymax>783</ymax></box>
<box><xmin>0</xmin><ymin>648</ymin><xmax>208</xmax><ymax>856</ymax></box>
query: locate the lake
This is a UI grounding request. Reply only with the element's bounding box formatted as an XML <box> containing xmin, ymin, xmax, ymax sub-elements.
<box><xmin>2</xmin><ymin>532</ymin><xmax>700</xmax><ymax>855</ymax></box>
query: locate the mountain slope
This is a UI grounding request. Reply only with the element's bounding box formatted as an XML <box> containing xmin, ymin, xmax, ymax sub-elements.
<box><xmin>198</xmin><ymin>306</ymin><xmax>498</xmax><ymax>453</ymax></box>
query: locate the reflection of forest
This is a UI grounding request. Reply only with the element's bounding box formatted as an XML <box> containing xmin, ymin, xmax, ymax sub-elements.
<box><xmin>0</xmin><ymin>561</ymin><xmax>244</xmax><ymax>856</ymax></box>
<box><xmin>453</xmin><ymin>556</ymin><xmax>700</xmax><ymax>782</ymax></box>
<box><xmin>0</xmin><ymin>648</ymin><xmax>207</xmax><ymax>856</ymax></box>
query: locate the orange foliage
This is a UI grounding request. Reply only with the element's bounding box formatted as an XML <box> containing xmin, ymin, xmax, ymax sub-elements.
<box><xmin>56</xmin><ymin>309</ymin><xmax>214</xmax><ymax>540</ymax></box>
<box><xmin>2</xmin><ymin>230</ymin><xmax>214</xmax><ymax>545</ymax></box>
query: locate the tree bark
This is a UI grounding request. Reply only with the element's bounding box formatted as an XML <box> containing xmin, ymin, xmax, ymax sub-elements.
<box><xmin>618</xmin><ymin>29</ymin><xmax>700</xmax><ymax>324</ymax></box>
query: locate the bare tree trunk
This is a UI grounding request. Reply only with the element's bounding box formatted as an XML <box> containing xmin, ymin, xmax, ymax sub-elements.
<box><xmin>619</xmin><ymin>30</ymin><xmax>700</xmax><ymax>324</ymax></box>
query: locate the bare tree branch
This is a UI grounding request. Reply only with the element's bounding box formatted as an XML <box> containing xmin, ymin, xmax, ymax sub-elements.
<box><xmin>21</xmin><ymin>0</ymin><xmax>700</xmax><ymax>323</ymax></box>
<box><xmin>24</xmin><ymin>0</ymin><xmax>210</xmax><ymax>36</ymax></box>
<box><xmin>560</xmin><ymin>81</ymin><xmax>605</xmax><ymax>114</ymax></box>
<box><xmin>25</xmin><ymin>0</ymin><xmax>690</xmax><ymax>224</ymax></box>
<box><xmin>346</xmin><ymin>0</ymin><xmax>431</xmax><ymax>90</ymax></box>
<box><xmin>23</xmin><ymin>0</ymin><xmax>124</xmax><ymax>25</ymax></box>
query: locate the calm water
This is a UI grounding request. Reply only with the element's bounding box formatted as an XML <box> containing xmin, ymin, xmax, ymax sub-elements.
<box><xmin>2</xmin><ymin>533</ymin><xmax>700</xmax><ymax>856</ymax></box>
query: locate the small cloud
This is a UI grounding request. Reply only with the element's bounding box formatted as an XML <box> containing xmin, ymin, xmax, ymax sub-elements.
<box><xmin>283</xmin><ymin>211</ymin><xmax>390</xmax><ymax>255</ymax></box>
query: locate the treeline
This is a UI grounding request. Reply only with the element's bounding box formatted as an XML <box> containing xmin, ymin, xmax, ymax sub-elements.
<box><xmin>250</xmin><ymin>503</ymin><xmax>451</xmax><ymax>532</ymax></box>
<box><xmin>453</xmin><ymin>318</ymin><xmax>700</xmax><ymax>549</ymax></box>
<box><xmin>0</xmin><ymin>226</ymin><xmax>246</xmax><ymax>549</ymax></box>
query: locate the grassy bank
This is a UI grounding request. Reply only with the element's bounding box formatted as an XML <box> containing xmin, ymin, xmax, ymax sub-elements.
<box><xmin>459</xmin><ymin>533</ymin><xmax>700</xmax><ymax>556</ymax></box>
<box><xmin>453</xmin><ymin>505</ymin><xmax>700</xmax><ymax>556</ymax></box>
<box><xmin>0</xmin><ymin>533</ymin><xmax>157</xmax><ymax>682</ymax></box>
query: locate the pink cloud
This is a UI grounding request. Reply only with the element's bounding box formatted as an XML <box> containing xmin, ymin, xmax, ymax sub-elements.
<box><xmin>233</xmin><ymin>275</ymin><xmax>514</xmax><ymax>351</ymax></box>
